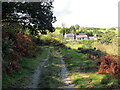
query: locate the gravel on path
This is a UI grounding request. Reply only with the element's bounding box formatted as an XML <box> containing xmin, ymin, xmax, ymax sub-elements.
<box><xmin>28</xmin><ymin>55</ymin><xmax>49</xmax><ymax>88</ymax></box>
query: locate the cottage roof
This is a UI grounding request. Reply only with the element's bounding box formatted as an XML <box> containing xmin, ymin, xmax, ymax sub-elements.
<box><xmin>76</xmin><ymin>33</ymin><xmax>87</xmax><ymax>38</ymax></box>
<box><xmin>65</xmin><ymin>33</ymin><xmax>88</xmax><ymax>38</ymax></box>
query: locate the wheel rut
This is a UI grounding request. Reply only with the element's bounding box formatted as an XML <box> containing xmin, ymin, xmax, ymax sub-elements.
<box><xmin>28</xmin><ymin>55</ymin><xmax>49</xmax><ymax>88</ymax></box>
<box><xmin>28</xmin><ymin>49</ymin><xmax>74</xmax><ymax>88</ymax></box>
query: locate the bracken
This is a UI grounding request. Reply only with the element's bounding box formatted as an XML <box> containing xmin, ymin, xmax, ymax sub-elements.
<box><xmin>98</xmin><ymin>55</ymin><xmax>120</xmax><ymax>75</ymax></box>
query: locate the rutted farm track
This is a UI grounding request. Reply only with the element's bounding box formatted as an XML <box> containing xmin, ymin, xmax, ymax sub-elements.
<box><xmin>3</xmin><ymin>47</ymin><xmax>119</xmax><ymax>88</ymax></box>
<box><xmin>28</xmin><ymin>48</ymin><xmax>75</xmax><ymax>88</ymax></box>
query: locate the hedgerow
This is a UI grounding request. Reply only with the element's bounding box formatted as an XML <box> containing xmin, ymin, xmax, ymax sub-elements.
<box><xmin>2</xmin><ymin>23</ymin><xmax>37</xmax><ymax>74</ymax></box>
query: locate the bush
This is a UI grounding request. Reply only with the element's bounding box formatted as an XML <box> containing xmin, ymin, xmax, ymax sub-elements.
<box><xmin>93</xmin><ymin>37</ymin><xmax>119</xmax><ymax>56</ymax></box>
<box><xmin>3</xmin><ymin>51</ymin><xmax>21</xmax><ymax>74</ymax></box>
<box><xmin>2</xmin><ymin>38</ymin><xmax>14</xmax><ymax>57</ymax></box>
<box><xmin>100</xmin><ymin>32</ymin><xmax>116</xmax><ymax>44</ymax></box>
<box><xmin>14</xmin><ymin>33</ymin><xmax>36</xmax><ymax>57</ymax></box>
<box><xmin>98</xmin><ymin>55</ymin><xmax>120</xmax><ymax>75</ymax></box>
<box><xmin>78</xmin><ymin>48</ymin><xmax>105</xmax><ymax>59</ymax></box>
<box><xmin>2</xmin><ymin>31</ymin><xmax>36</xmax><ymax>74</ymax></box>
<box><xmin>2</xmin><ymin>22</ymin><xmax>38</xmax><ymax>75</ymax></box>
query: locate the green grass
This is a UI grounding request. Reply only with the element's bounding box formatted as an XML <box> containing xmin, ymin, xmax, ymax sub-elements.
<box><xmin>72</xmin><ymin>73</ymin><xmax>118</xmax><ymax>88</ymax></box>
<box><xmin>59</xmin><ymin>48</ymin><xmax>119</xmax><ymax>88</ymax></box>
<box><xmin>59</xmin><ymin>48</ymin><xmax>97</xmax><ymax>72</ymax></box>
<box><xmin>55</xmin><ymin>29</ymin><xmax>61</xmax><ymax>34</ymax></box>
<box><xmin>39</xmin><ymin>47</ymin><xmax>63</xmax><ymax>88</ymax></box>
<box><xmin>2</xmin><ymin>46</ymin><xmax>49</xmax><ymax>88</ymax></box>
<box><xmin>65</xmin><ymin>40</ymin><xmax>96</xmax><ymax>50</ymax></box>
<box><xmin>65</xmin><ymin>43</ymin><xmax>82</xmax><ymax>49</ymax></box>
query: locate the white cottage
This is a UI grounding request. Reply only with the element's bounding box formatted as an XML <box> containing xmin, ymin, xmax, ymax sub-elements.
<box><xmin>64</xmin><ymin>33</ymin><xmax>74</xmax><ymax>41</ymax></box>
<box><xmin>76</xmin><ymin>33</ymin><xmax>88</xmax><ymax>40</ymax></box>
<box><xmin>65</xmin><ymin>33</ymin><xmax>88</xmax><ymax>41</ymax></box>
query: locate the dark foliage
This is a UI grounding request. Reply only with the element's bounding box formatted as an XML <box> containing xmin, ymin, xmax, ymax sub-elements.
<box><xmin>2</xmin><ymin>1</ymin><xmax>56</xmax><ymax>35</ymax></box>
<box><xmin>78</xmin><ymin>48</ymin><xmax>105</xmax><ymax>58</ymax></box>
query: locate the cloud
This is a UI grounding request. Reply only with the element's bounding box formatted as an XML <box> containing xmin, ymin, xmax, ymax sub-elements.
<box><xmin>53</xmin><ymin>0</ymin><xmax>119</xmax><ymax>28</ymax></box>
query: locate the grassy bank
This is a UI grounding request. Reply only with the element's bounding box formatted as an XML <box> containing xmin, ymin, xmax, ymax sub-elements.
<box><xmin>2</xmin><ymin>46</ymin><xmax>49</xmax><ymax>88</ymax></box>
<box><xmin>59</xmin><ymin>48</ymin><xmax>119</xmax><ymax>88</ymax></box>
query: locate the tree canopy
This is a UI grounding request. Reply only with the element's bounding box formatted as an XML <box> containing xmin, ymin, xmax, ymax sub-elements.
<box><xmin>2</xmin><ymin>1</ymin><xmax>56</xmax><ymax>35</ymax></box>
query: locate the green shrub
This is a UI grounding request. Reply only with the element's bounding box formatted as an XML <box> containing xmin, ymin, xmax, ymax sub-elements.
<box><xmin>100</xmin><ymin>32</ymin><xmax>116</xmax><ymax>44</ymax></box>
<box><xmin>93</xmin><ymin>37</ymin><xmax>119</xmax><ymax>56</ymax></box>
<box><xmin>82</xmin><ymin>40</ymin><xmax>95</xmax><ymax>49</ymax></box>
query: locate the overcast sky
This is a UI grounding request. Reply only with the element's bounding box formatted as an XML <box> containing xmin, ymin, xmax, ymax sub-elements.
<box><xmin>53</xmin><ymin>0</ymin><xmax>119</xmax><ymax>28</ymax></box>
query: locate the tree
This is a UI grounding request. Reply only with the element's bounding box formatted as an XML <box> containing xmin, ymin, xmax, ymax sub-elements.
<box><xmin>86</xmin><ymin>32</ymin><xmax>94</xmax><ymax>36</ymax></box>
<box><xmin>70</xmin><ymin>25</ymin><xmax>76</xmax><ymax>40</ymax></box>
<box><xmin>69</xmin><ymin>25</ymin><xmax>75</xmax><ymax>33</ymax></box>
<box><xmin>100</xmin><ymin>32</ymin><xmax>116</xmax><ymax>44</ymax></box>
<box><xmin>2</xmin><ymin>1</ymin><xmax>56</xmax><ymax>35</ymax></box>
<box><xmin>61</xmin><ymin>23</ymin><xmax>66</xmax><ymax>28</ymax></box>
<box><xmin>69</xmin><ymin>25</ymin><xmax>78</xmax><ymax>40</ymax></box>
<box><xmin>60</xmin><ymin>23</ymin><xmax>66</xmax><ymax>37</ymax></box>
<box><xmin>73</xmin><ymin>26</ymin><xmax>76</xmax><ymax>40</ymax></box>
<box><xmin>108</xmin><ymin>27</ymin><xmax>116</xmax><ymax>30</ymax></box>
<box><xmin>65</xmin><ymin>28</ymin><xmax>71</xmax><ymax>34</ymax></box>
<box><xmin>74</xmin><ymin>24</ymin><xmax>80</xmax><ymax>30</ymax></box>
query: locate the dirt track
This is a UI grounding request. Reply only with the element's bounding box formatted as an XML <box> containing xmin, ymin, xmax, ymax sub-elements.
<box><xmin>28</xmin><ymin>49</ymin><xmax>74</xmax><ymax>88</ymax></box>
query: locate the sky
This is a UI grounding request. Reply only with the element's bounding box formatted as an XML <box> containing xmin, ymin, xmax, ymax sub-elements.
<box><xmin>53</xmin><ymin>0</ymin><xmax>119</xmax><ymax>28</ymax></box>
